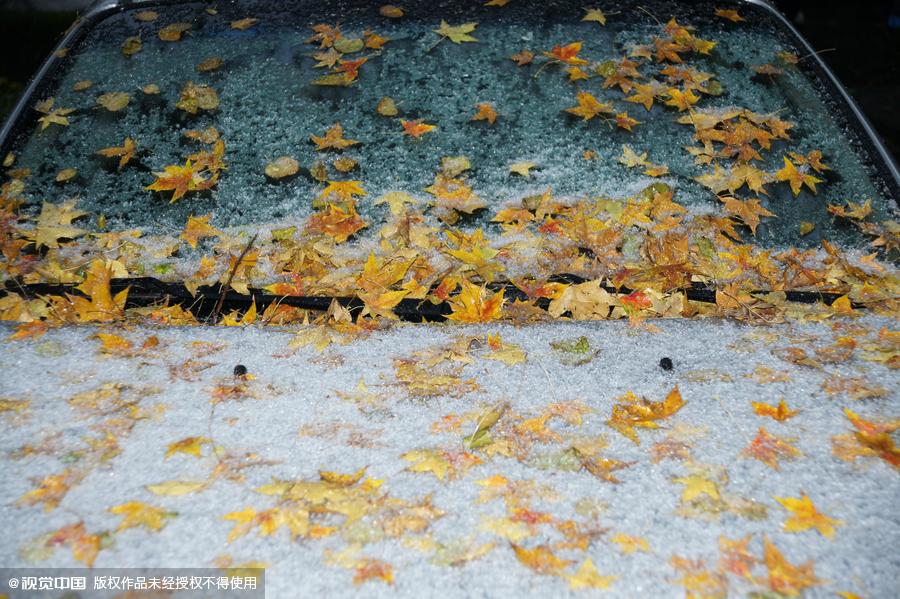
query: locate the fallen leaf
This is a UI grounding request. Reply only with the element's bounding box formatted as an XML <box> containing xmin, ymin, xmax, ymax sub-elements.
<box><xmin>432</xmin><ymin>21</ymin><xmax>478</xmax><ymax>45</ymax></box>
<box><xmin>265</xmin><ymin>156</ymin><xmax>299</xmax><ymax>178</ymax></box>
<box><xmin>739</xmin><ymin>427</ymin><xmax>803</xmax><ymax>469</ymax></box>
<box><xmin>511</xmin><ymin>543</ymin><xmax>575</xmax><ymax>574</ymax></box>
<box><xmin>108</xmin><ymin>501</ymin><xmax>177</xmax><ymax>533</ymax></box>
<box><xmin>145</xmin><ymin>479</ymin><xmax>212</xmax><ymax>496</ymax></box>
<box><xmin>564</xmin><ymin>558</ymin><xmax>618</xmax><ymax>589</ymax></box>
<box><xmin>773</xmin><ymin>490</ymin><xmax>845</xmax><ymax>539</ymax></box>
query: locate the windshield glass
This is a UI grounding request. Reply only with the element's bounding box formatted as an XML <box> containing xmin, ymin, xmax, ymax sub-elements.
<box><xmin>2</xmin><ymin>0</ymin><xmax>899</xmax><ymax>324</ymax></box>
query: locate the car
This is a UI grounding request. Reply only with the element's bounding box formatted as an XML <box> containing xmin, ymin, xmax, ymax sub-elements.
<box><xmin>2</xmin><ymin>0</ymin><xmax>900</xmax><ymax>597</ymax></box>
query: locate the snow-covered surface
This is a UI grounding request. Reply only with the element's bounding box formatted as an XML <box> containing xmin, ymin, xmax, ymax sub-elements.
<box><xmin>2</xmin><ymin>317</ymin><xmax>899</xmax><ymax>597</ymax></box>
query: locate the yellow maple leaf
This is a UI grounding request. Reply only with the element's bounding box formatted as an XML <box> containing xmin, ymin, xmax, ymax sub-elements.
<box><xmin>478</xmin><ymin>516</ymin><xmax>535</xmax><ymax>542</ymax></box>
<box><xmin>610</xmin><ymin>532</ymin><xmax>651</xmax><ymax>554</ymax></box>
<box><xmin>265</xmin><ymin>156</ymin><xmax>299</xmax><ymax>178</ymax></box>
<box><xmin>108</xmin><ymin>501</ymin><xmax>176</xmax><ymax>533</ymax></box>
<box><xmin>565</xmin><ymin>90</ymin><xmax>613</xmax><ymax>120</ymax></box>
<box><xmin>145</xmin><ymin>479</ymin><xmax>212</xmax><ymax>496</ymax></box>
<box><xmin>617</xmin><ymin>145</ymin><xmax>648</xmax><ymax>167</ymax></box>
<box><xmin>773</xmin><ymin>490</ymin><xmax>845</xmax><ymax>539</ymax></box>
<box><xmin>776</xmin><ymin>156</ymin><xmax>822</xmax><ymax>196</ymax></box>
<box><xmin>165</xmin><ymin>436</ymin><xmax>211</xmax><ymax>458</ymax></box>
<box><xmin>319</xmin><ymin>180</ymin><xmax>366</xmax><ymax>201</ymax></box>
<box><xmin>33</xmin><ymin>199</ymin><xmax>89</xmax><ymax>249</ymax></box>
<box><xmin>359</xmin><ymin>289</ymin><xmax>409</xmax><ymax>319</ymax></box>
<box><xmin>374</xmin><ymin>191</ymin><xmax>419</xmax><ymax>215</ymax></box>
<box><xmin>221</xmin><ymin>506</ymin><xmax>262</xmax><ymax>542</ymax></box>
<box><xmin>509</xmin><ymin>161</ymin><xmax>538</xmax><ymax>176</ymax></box>
<box><xmin>96</xmin><ymin>136</ymin><xmax>137</xmax><ymax>167</ymax></box>
<box><xmin>581</xmin><ymin>8</ymin><xmax>609</xmax><ymax>24</ymax></box>
<box><xmin>96</xmin><ymin>92</ymin><xmax>130</xmax><ymax>111</ymax></box>
<box><xmin>231</xmin><ymin>17</ymin><xmax>259</xmax><ymax>30</ymax></box>
<box><xmin>672</xmin><ymin>473</ymin><xmax>719</xmax><ymax>502</ymax></box>
<box><xmin>565</xmin><ymin>558</ymin><xmax>618</xmax><ymax>589</ymax></box>
<box><xmin>432</xmin><ymin>20</ymin><xmax>478</xmax><ymax>45</ymax></box>
<box><xmin>34</xmin><ymin>98</ymin><xmax>75</xmax><ymax>130</ymax></box>
<box><xmin>94</xmin><ymin>332</ymin><xmax>131</xmax><ymax>354</ymax></box>
<box><xmin>401</xmin><ymin>449</ymin><xmax>451</xmax><ymax>481</ymax></box>
<box><xmin>482</xmin><ymin>337</ymin><xmax>527</xmax><ymax>366</ymax></box>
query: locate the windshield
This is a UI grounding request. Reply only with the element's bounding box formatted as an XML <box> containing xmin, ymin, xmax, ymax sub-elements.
<box><xmin>1</xmin><ymin>0</ymin><xmax>899</xmax><ymax>324</ymax></box>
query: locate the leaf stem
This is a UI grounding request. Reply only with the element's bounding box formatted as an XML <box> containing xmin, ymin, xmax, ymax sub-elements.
<box><xmin>210</xmin><ymin>232</ymin><xmax>258</xmax><ymax>325</ymax></box>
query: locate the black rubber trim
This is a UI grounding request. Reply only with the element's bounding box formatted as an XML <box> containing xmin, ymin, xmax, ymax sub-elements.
<box><xmin>1</xmin><ymin>276</ymin><xmax>850</xmax><ymax>324</ymax></box>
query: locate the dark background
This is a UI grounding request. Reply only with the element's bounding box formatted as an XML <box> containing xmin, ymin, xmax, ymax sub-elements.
<box><xmin>1</xmin><ymin>0</ymin><xmax>899</xmax><ymax>165</ymax></box>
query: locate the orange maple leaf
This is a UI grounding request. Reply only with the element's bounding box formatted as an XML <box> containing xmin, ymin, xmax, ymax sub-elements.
<box><xmin>843</xmin><ymin>408</ymin><xmax>900</xmax><ymax>436</ymax></box>
<box><xmin>718</xmin><ymin>534</ymin><xmax>758</xmax><ymax>578</ymax></box>
<box><xmin>179</xmin><ymin>213</ymin><xmax>221</xmax><ymax>249</ymax></box>
<box><xmin>445</xmin><ymin>277</ymin><xmax>504</xmax><ymax>322</ymax></box>
<box><xmin>311</xmin><ymin>122</ymin><xmax>359</xmax><ymax>151</ymax></box>
<box><xmin>853</xmin><ymin>429</ymin><xmax>900</xmax><ymax>470</ymax></box>
<box><xmin>508</xmin><ymin>49</ymin><xmax>534</xmax><ymax>65</ymax></box>
<box><xmin>96</xmin><ymin>136</ymin><xmax>137</xmax><ymax>167</ymax></box>
<box><xmin>605</xmin><ymin>386</ymin><xmax>685</xmax><ymax>445</ymax></box>
<box><xmin>719</xmin><ymin>196</ymin><xmax>776</xmax><ymax>236</ymax></box>
<box><xmin>665</xmin><ymin>88</ymin><xmax>701</xmax><ymax>111</ymax></box>
<box><xmin>471</xmin><ymin>103</ymin><xmax>498</xmax><ymax>125</ymax></box>
<box><xmin>305</xmin><ymin>201</ymin><xmax>369</xmax><ymax>242</ymax></box>
<box><xmin>762</xmin><ymin>534</ymin><xmax>824</xmax><ymax>595</ymax></box>
<box><xmin>583</xmin><ymin>456</ymin><xmax>636</xmax><ymax>483</ymax></box>
<box><xmin>542</xmin><ymin>41</ymin><xmax>588</xmax><ymax>65</ymax></box>
<box><xmin>739</xmin><ymin>426</ymin><xmax>803</xmax><ymax>469</ymax></box>
<box><xmin>18</xmin><ymin>469</ymin><xmax>84</xmax><ymax>512</ymax></box>
<box><xmin>5</xmin><ymin>320</ymin><xmax>58</xmax><ymax>342</ymax></box>
<box><xmin>620</xmin><ymin>290</ymin><xmax>652</xmax><ymax>312</ymax></box>
<box><xmin>353</xmin><ymin>558</ymin><xmax>395</xmax><ymax>585</ymax></box>
<box><xmin>751</xmin><ymin>398</ymin><xmax>802</xmax><ymax>422</ymax></box>
<box><xmin>400</xmin><ymin>119</ymin><xmax>436</xmax><ymax>138</ymax></box>
<box><xmin>335</xmin><ymin>58</ymin><xmax>368</xmax><ymax>81</ymax></box>
<box><xmin>68</xmin><ymin>260</ymin><xmax>129</xmax><ymax>323</ymax></box>
<box><xmin>511</xmin><ymin>543</ymin><xmax>576</xmax><ymax>574</ymax></box>
<box><xmin>145</xmin><ymin>161</ymin><xmax>194</xmax><ymax>202</ymax></box>
<box><xmin>146</xmin><ymin>160</ymin><xmax>217</xmax><ymax>203</ymax></box>
<box><xmin>615</xmin><ymin>112</ymin><xmax>642</xmax><ymax>131</ymax></box>
<box><xmin>46</xmin><ymin>522</ymin><xmax>105</xmax><ymax>567</ymax></box>
<box><xmin>715</xmin><ymin>8</ymin><xmax>745</xmax><ymax>22</ymax></box>
<box><xmin>753</xmin><ymin>62</ymin><xmax>785</xmax><ymax>75</ymax></box>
